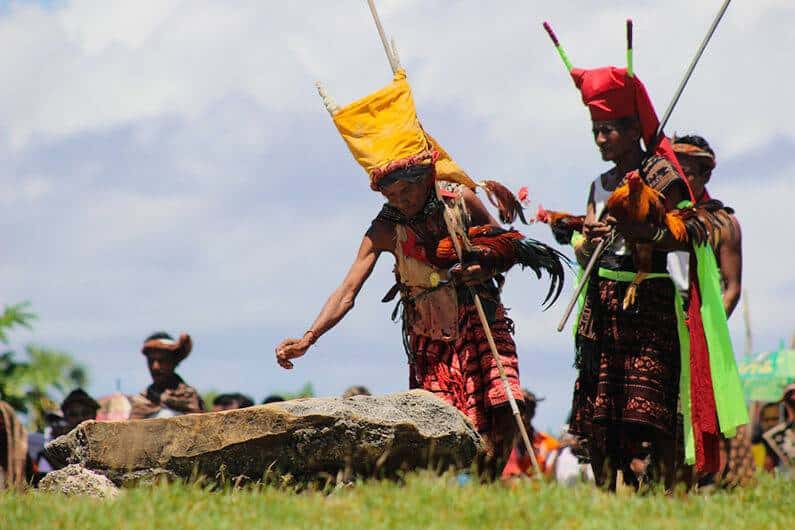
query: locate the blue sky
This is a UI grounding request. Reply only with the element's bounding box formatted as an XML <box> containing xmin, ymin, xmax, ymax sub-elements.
<box><xmin>1</xmin><ymin>0</ymin><xmax>793</xmax><ymax>432</ymax></box>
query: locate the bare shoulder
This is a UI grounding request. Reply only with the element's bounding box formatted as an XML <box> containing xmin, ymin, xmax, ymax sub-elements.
<box><xmin>724</xmin><ymin>212</ymin><xmax>742</xmax><ymax>244</ymax></box>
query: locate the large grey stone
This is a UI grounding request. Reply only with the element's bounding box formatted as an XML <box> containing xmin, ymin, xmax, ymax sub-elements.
<box><xmin>38</xmin><ymin>464</ymin><xmax>119</xmax><ymax>498</ymax></box>
<box><xmin>45</xmin><ymin>390</ymin><xmax>482</xmax><ymax>482</ymax></box>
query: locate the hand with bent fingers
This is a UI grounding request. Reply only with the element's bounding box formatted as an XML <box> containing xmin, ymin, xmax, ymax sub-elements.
<box><xmin>450</xmin><ymin>261</ymin><xmax>493</xmax><ymax>287</ymax></box>
<box><xmin>275</xmin><ymin>336</ymin><xmax>312</xmax><ymax>369</ymax></box>
<box><xmin>583</xmin><ymin>218</ymin><xmax>612</xmax><ymax>248</ymax></box>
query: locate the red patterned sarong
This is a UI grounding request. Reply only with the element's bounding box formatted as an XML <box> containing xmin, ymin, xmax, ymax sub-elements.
<box><xmin>571</xmin><ymin>278</ymin><xmax>680</xmax><ymax>443</ymax></box>
<box><xmin>408</xmin><ymin>303</ymin><xmax>523</xmax><ymax>433</ymax></box>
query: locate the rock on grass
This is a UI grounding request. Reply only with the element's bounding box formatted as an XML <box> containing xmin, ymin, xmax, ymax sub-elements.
<box><xmin>45</xmin><ymin>390</ymin><xmax>483</xmax><ymax>483</ymax></box>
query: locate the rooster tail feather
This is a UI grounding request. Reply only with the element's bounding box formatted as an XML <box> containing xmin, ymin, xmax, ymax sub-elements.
<box><xmin>513</xmin><ymin>238</ymin><xmax>571</xmax><ymax>309</ymax></box>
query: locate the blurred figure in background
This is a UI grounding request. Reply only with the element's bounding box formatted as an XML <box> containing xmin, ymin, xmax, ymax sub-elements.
<box><xmin>28</xmin><ymin>389</ymin><xmax>100</xmax><ymax>484</ymax></box>
<box><xmin>501</xmin><ymin>390</ymin><xmax>560</xmax><ymax>480</ymax></box>
<box><xmin>262</xmin><ymin>395</ymin><xmax>285</xmax><ymax>404</ymax></box>
<box><xmin>212</xmin><ymin>393</ymin><xmax>254</xmax><ymax>412</ymax></box>
<box><xmin>342</xmin><ymin>385</ymin><xmax>371</xmax><ymax>398</ymax></box>
<box><xmin>59</xmin><ymin>389</ymin><xmax>100</xmax><ymax>433</ymax></box>
<box><xmin>752</xmin><ymin>402</ymin><xmax>782</xmax><ymax>473</ymax></box>
<box><xmin>130</xmin><ymin>332</ymin><xmax>205</xmax><ymax>419</ymax></box>
<box><xmin>758</xmin><ymin>385</ymin><xmax>795</xmax><ymax>473</ymax></box>
<box><xmin>784</xmin><ymin>384</ymin><xmax>795</xmax><ymax>422</ymax></box>
<box><xmin>0</xmin><ymin>401</ymin><xmax>28</xmax><ymax>490</ymax></box>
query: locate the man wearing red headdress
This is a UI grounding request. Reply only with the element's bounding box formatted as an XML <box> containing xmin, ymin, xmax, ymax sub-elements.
<box><xmin>567</xmin><ymin>66</ymin><xmax>692</xmax><ymax>490</ymax></box>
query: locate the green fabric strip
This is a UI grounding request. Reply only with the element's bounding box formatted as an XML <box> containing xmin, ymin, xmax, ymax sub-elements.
<box><xmin>570</xmin><ymin>231</ymin><xmax>586</xmax><ymax>338</ymax></box>
<box><xmin>694</xmin><ymin>243</ymin><xmax>750</xmax><ymax>436</ymax></box>
<box><xmin>675</xmin><ymin>199</ymin><xmax>747</xmax><ymax>439</ymax></box>
<box><xmin>597</xmin><ymin>269</ymin><xmax>670</xmax><ymax>282</ymax></box>
<box><xmin>674</xmin><ymin>288</ymin><xmax>695</xmax><ymax>464</ymax></box>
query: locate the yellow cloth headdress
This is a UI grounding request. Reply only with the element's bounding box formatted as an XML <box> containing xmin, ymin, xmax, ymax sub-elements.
<box><xmin>323</xmin><ymin>69</ymin><xmax>477</xmax><ymax>191</ymax></box>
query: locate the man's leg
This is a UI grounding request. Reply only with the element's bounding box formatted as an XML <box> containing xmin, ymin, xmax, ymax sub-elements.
<box><xmin>478</xmin><ymin>405</ymin><xmax>518</xmax><ymax>480</ymax></box>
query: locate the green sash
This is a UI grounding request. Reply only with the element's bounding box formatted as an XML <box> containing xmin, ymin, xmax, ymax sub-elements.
<box><xmin>693</xmin><ymin>242</ymin><xmax>749</xmax><ymax>437</ymax></box>
<box><xmin>570</xmin><ymin>231</ymin><xmax>586</xmax><ymax>338</ymax></box>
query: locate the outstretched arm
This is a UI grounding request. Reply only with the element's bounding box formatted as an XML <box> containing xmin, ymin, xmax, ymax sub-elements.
<box><xmin>275</xmin><ymin>225</ymin><xmax>386</xmax><ymax>369</ymax></box>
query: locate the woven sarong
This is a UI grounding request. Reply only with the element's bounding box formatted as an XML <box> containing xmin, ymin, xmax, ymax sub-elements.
<box><xmin>409</xmin><ymin>303</ymin><xmax>523</xmax><ymax>433</ymax></box>
<box><xmin>571</xmin><ymin>276</ymin><xmax>681</xmax><ymax>444</ymax></box>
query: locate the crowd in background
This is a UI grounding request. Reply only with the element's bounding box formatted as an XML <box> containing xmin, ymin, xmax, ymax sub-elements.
<box><xmin>2</xmin><ymin>329</ymin><xmax>793</xmax><ymax>489</ymax></box>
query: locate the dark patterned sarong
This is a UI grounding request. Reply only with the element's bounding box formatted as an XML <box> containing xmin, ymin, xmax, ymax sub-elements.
<box><xmin>409</xmin><ymin>303</ymin><xmax>523</xmax><ymax>433</ymax></box>
<box><xmin>570</xmin><ymin>277</ymin><xmax>680</xmax><ymax>445</ymax></box>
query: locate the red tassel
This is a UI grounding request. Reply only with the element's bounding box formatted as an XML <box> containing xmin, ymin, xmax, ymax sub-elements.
<box><xmin>687</xmin><ymin>252</ymin><xmax>720</xmax><ymax>473</ymax></box>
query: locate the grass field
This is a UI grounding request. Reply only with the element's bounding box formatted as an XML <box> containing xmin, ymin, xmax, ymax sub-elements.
<box><xmin>2</xmin><ymin>472</ymin><xmax>793</xmax><ymax>530</ymax></box>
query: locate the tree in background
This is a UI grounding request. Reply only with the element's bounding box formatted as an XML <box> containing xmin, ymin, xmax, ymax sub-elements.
<box><xmin>0</xmin><ymin>302</ymin><xmax>88</xmax><ymax>431</ymax></box>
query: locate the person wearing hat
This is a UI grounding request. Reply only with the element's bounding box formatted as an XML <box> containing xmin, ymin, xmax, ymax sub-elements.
<box><xmin>129</xmin><ymin>332</ymin><xmax>205</xmax><ymax>420</ymax></box>
<box><xmin>672</xmin><ymin>135</ymin><xmax>742</xmax><ymax>317</ymax></box>
<box><xmin>275</xmin><ymin>67</ymin><xmax>567</xmax><ymax>477</ymax></box>
<box><xmin>543</xmin><ymin>21</ymin><xmax>748</xmax><ymax>490</ymax></box>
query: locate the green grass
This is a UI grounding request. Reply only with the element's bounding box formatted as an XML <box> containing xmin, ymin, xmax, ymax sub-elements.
<box><xmin>2</xmin><ymin>472</ymin><xmax>793</xmax><ymax>530</ymax></box>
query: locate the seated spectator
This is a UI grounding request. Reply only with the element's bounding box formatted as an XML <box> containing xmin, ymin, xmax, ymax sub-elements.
<box><xmin>752</xmin><ymin>402</ymin><xmax>782</xmax><ymax>472</ymax></box>
<box><xmin>129</xmin><ymin>332</ymin><xmax>205</xmax><ymax>419</ymax></box>
<box><xmin>212</xmin><ymin>393</ymin><xmax>255</xmax><ymax>412</ymax></box>
<box><xmin>758</xmin><ymin>384</ymin><xmax>795</xmax><ymax>472</ymax></box>
<box><xmin>501</xmin><ymin>390</ymin><xmax>560</xmax><ymax>480</ymax></box>
<box><xmin>27</xmin><ymin>389</ymin><xmax>99</xmax><ymax>483</ymax></box>
<box><xmin>60</xmin><ymin>389</ymin><xmax>100</xmax><ymax>433</ymax></box>
<box><xmin>262</xmin><ymin>395</ymin><xmax>285</xmax><ymax>404</ymax></box>
<box><xmin>784</xmin><ymin>384</ymin><xmax>795</xmax><ymax>422</ymax></box>
<box><xmin>342</xmin><ymin>385</ymin><xmax>371</xmax><ymax>398</ymax></box>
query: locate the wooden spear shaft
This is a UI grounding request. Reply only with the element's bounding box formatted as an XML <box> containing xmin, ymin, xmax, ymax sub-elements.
<box><xmin>364</xmin><ymin>0</ymin><xmax>541</xmax><ymax>476</ymax></box>
<box><xmin>557</xmin><ymin>237</ymin><xmax>607</xmax><ymax>332</ymax></box>
<box><xmin>436</xmin><ymin>185</ymin><xmax>542</xmax><ymax>477</ymax></box>
<box><xmin>557</xmin><ymin>1</ymin><xmax>733</xmax><ymax>332</ymax></box>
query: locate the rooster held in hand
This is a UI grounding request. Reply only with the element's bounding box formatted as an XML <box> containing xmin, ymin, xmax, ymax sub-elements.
<box><xmin>535</xmin><ymin>205</ymin><xmax>585</xmax><ymax>245</ymax></box>
<box><xmin>605</xmin><ymin>171</ymin><xmax>686</xmax><ymax>310</ymax></box>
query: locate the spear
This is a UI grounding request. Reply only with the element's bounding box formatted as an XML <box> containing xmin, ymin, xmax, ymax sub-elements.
<box><xmin>365</xmin><ymin>0</ymin><xmax>542</xmax><ymax>477</ymax></box>
<box><xmin>549</xmin><ymin>0</ymin><xmax>733</xmax><ymax>332</ymax></box>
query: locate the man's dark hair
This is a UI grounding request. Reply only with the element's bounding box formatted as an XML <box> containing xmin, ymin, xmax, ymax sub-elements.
<box><xmin>145</xmin><ymin>331</ymin><xmax>174</xmax><ymax>342</ymax></box>
<box><xmin>214</xmin><ymin>393</ymin><xmax>255</xmax><ymax>409</ymax></box>
<box><xmin>262</xmin><ymin>394</ymin><xmax>285</xmax><ymax>404</ymax></box>
<box><xmin>674</xmin><ymin>134</ymin><xmax>715</xmax><ymax>157</ymax></box>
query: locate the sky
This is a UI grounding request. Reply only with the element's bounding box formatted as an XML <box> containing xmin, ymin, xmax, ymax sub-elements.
<box><xmin>1</xmin><ymin>0</ymin><xmax>793</xmax><ymax>432</ymax></box>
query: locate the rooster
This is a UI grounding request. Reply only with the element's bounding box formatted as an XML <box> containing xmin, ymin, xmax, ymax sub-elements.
<box><xmin>433</xmin><ymin>225</ymin><xmax>570</xmax><ymax>309</ymax></box>
<box><xmin>535</xmin><ymin>205</ymin><xmax>586</xmax><ymax>245</ymax></box>
<box><xmin>606</xmin><ymin>171</ymin><xmax>687</xmax><ymax>310</ymax></box>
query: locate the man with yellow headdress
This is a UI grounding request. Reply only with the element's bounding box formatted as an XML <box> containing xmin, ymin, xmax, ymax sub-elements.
<box><xmin>275</xmin><ymin>69</ymin><xmax>567</xmax><ymax>475</ymax></box>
